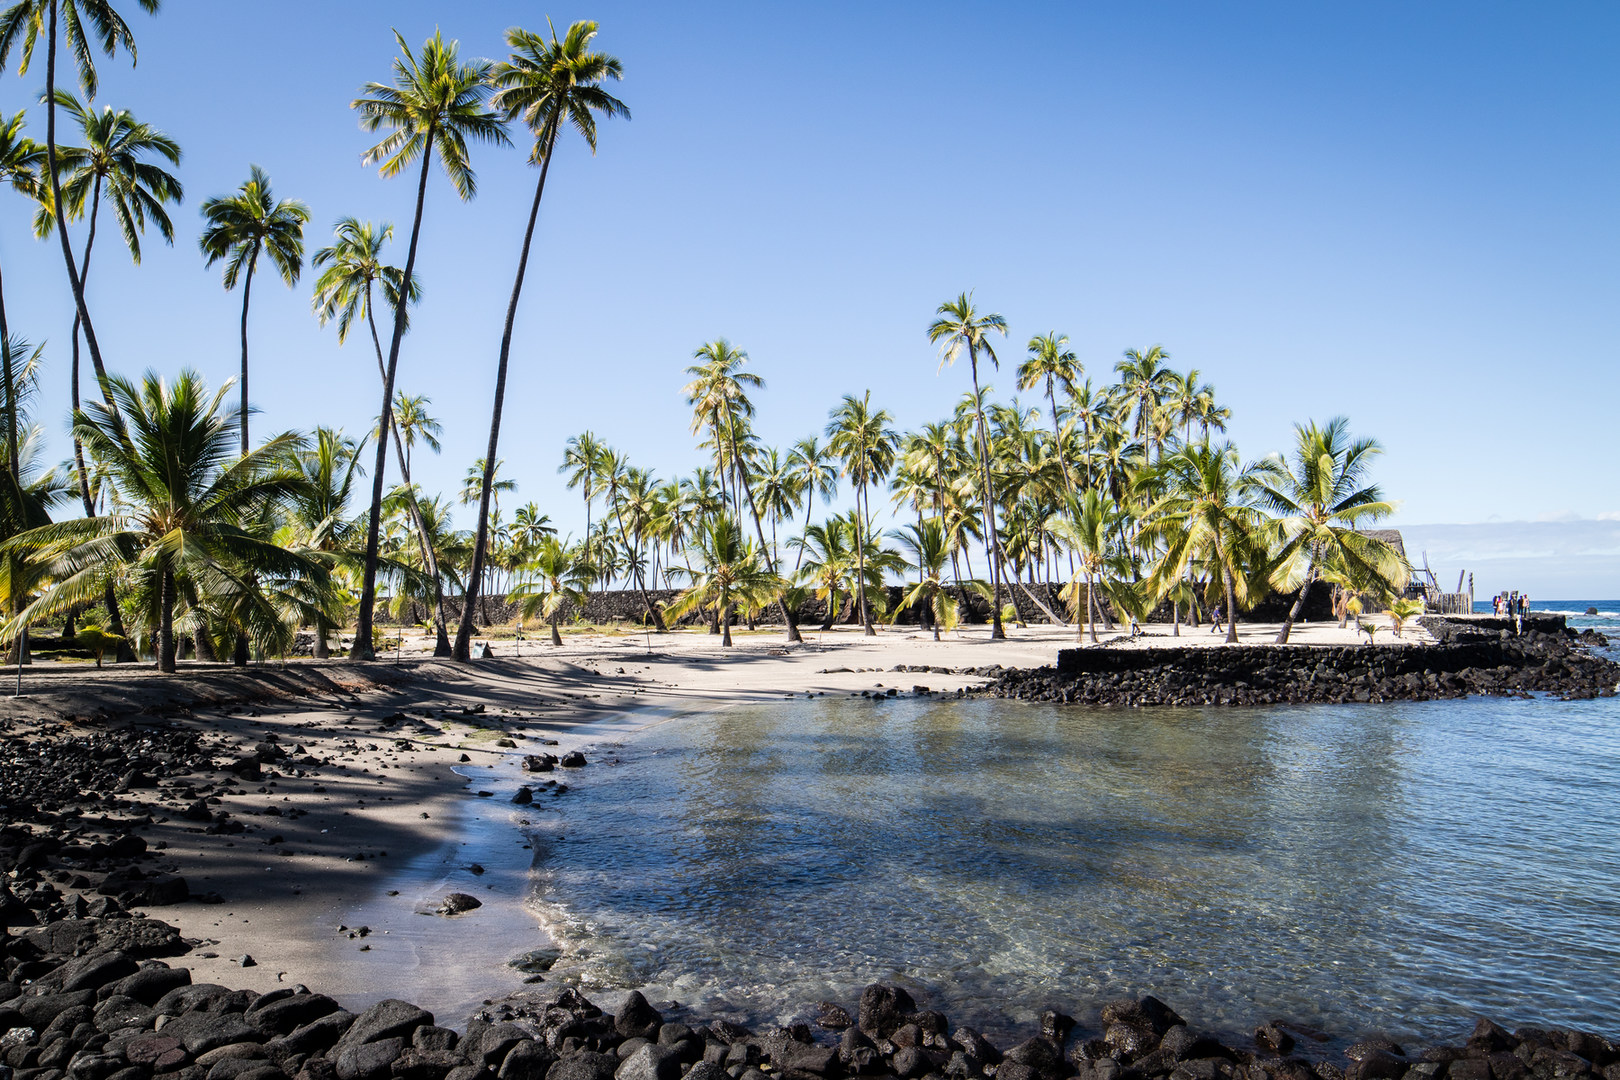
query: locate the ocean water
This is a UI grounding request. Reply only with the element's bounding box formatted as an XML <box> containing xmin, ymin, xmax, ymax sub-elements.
<box><xmin>515</xmin><ymin>624</ymin><xmax>1620</xmax><ymax>1049</ymax></box>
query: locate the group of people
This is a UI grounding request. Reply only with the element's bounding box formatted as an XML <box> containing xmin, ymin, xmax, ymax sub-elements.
<box><xmin>1493</xmin><ymin>592</ymin><xmax>1530</xmax><ymax>616</ymax></box>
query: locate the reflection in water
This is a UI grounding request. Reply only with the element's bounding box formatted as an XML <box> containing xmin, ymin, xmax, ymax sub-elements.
<box><xmin>530</xmin><ymin>693</ymin><xmax>1620</xmax><ymax>1045</ymax></box>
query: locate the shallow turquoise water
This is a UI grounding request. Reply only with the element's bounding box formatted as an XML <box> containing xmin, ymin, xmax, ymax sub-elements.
<box><xmin>524</xmin><ymin>650</ymin><xmax>1620</xmax><ymax>1046</ymax></box>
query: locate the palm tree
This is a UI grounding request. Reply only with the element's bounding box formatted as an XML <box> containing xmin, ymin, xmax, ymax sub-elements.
<box><xmin>1048</xmin><ymin>490</ymin><xmax>1122</xmax><ymax>644</ymax></box>
<box><xmin>560</xmin><ymin>430</ymin><xmax>605</xmax><ymax>547</ymax></box>
<box><xmin>392</xmin><ymin>393</ymin><xmax>441</xmax><ymax>477</ymax></box>
<box><xmin>0</xmin><ymin>342</ymin><xmax>71</xmax><ymax>670</ymax></box>
<box><xmin>1</xmin><ymin>370</ymin><xmax>323</xmax><ymax>672</ymax></box>
<box><xmin>0</xmin><ymin>0</ymin><xmax>158</xmax><ymax>421</ymax></box>
<box><xmin>198</xmin><ymin>165</ymin><xmax>308</xmax><ymax>455</ymax></box>
<box><xmin>1251</xmin><ymin>417</ymin><xmax>1407</xmax><ymax>643</ymax></box>
<box><xmin>1018</xmin><ymin>332</ymin><xmax>1081</xmax><ymax>493</ymax></box>
<box><xmin>892</xmin><ymin>519</ymin><xmax>986</xmax><ymax>641</ymax></box>
<box><xmin>1115</xmin><ymin>345</ymin><xmax>1178</xmax><ymax>463</ymax></box>
<box><xmin>928</xmin><ymin>292</ymin><xmax>1010</xmax><ymax>639</ymax></box>
<box><xmin>0</xmin><ymin>112</ymin><xmax>42</xmax><ymax>488</ymax></box>
<box><xmin>825</xmin><ymin>391</ymin><xmax>897</xmax><ymax>635</ymax></box>
<box><xmin>753</xmin><ymin>446</ymin><xmax>797</xmax><ymax>566</ymax></box>
<box><xmin>1140</xmin><ymin>441</ymin><xmax>1267</xmax><ymax>645</ymax></box>
<box><xmin>787</xmin><ymin>436</ymin><xmax>837</xmax><ymax>574</ymax></box>
<box><xmin>40</xmin><ymin>92</ymin><xmax>180</xmax><ymax>509</ymax></box>
<box><xmin>456</xmin><ymin>20</ymin><xmax>626</xmax><ymax>661</ymax></box>
<box><xmin>682</xmin><ymin>339</ymin><xmax>801</xmax><ymax>640</ymax></box>
<box><xmin>284</xmin><ymin>427</ymin><xmax>366</xmax><ymax>658</ymax></box>
<box><xmin>308</xmin><ymin>216</ymin><xmax>451</xmax><ymax>652</ymax></box>
<box><xmin>596</xmin><ymin>447</ymin><xmax>664</xmax><ymax>629</ymax></box>
<box><xmin>509</xmin><ymin>534</ymin><xmax>590</xmax><ymax>645</ymax></box>
<box><xmin>351</xmin><ymin>29</ymin><xmax>507</xmax><ymax>661</ymax></box>
<box><xmin>666</xmin><ymin>516</ymin><xmax>781</xmax><ymax>647</ymax></box>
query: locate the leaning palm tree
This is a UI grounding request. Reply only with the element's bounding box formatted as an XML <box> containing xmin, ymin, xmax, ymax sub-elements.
<box><xmin>1251</xmin><ymin>417</ymin><xmax>1407</xmax><ymax>644</ymax></box>
<box><xmin>0</xmin><ymin>0</ymin><xmax>158</xmax><ymax>420</ymax></box>
<box><xmin>787</xmin><ymin>435</ymin><xmax>838</xmax><ymax>574</ymax></box>
<box><xmin>666</xmin><ymin>516</ymin><xmax>781</xmax><ymax>647</ymax></box>
<box><xmin>928</xmin><ymin>292</ymin><xmax>1010</xmax><ymax>639</ymax></box>
<box><xmin>509</xmin><ymin>534</ymin><xmax>591</xmax><ymax>646</ymax></box>
<box><xmin>350</xmin><ymin>28</ymin><xmax>508</xmax><ymax>661</ymax></box>
<box><xmin>1</xmin><ymin>370</ymin><xmax>323</xmax><ymax>672</ymax></box>
<box><xmin>198</xmin><ymin>165</ymin><xmax>308</xmax><ymax>454</ymax></box>
<box><xmin>455</xmin><ymin>20</ymin><xmax>626</xmax><ymax>661</ymax></box>
<box><xmin>1018</xmin><ymin>332</ymin><xmax>1081</xmax><ymax>493</ymax></box>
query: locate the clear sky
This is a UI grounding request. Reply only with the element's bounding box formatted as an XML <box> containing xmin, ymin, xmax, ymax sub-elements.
<box><xmin>1</xmin><ymin>1</ymin><xmax>1616</xmax><ymax>591</ymax></box>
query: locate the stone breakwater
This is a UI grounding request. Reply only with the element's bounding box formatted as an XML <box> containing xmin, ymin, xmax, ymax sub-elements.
<box><xmin>971</xmin><ymin>619</ymin><xmax>1618</xmax><ymax>707</ymax></box>
<box><xmin>2</xmin><ymin>910</ymin><xmax>1620</xmax><ymax>1080</ymax></box>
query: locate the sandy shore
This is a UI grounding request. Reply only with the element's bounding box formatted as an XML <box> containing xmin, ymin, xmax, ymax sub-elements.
<box><xmin>0</xmin><ymin>615</ymin><xmax>1431</xmax><ymax>1024</ymax></box>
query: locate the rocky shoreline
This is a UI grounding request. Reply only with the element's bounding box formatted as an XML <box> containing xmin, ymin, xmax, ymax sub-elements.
<box><xmin>970</xmin><ymin>618</ymin><xmax>1619</xmax><ymax>707</ymax></box>
<box><xmin>3</xmin><ymin>898</ymin><xmax>1619</xmax><ymax>1080</ymax></box>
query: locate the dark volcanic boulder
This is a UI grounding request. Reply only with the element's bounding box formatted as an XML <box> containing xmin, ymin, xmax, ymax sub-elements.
<box><xmin>114</xmin><ymin>965</ymin><xmax>192</xmax><ymax>1005</ymax></box>
<box><xmin>857</xmin><ymin>984</ymin><xmax>916</xmax><ymax>1040</ymax></box>
<box><xmin>614</xmin><ymin>1044</ymin><xmax>682</xmax><ymax>1080</ymax></box>
<box><xmin>334</xmin><ymin>1001</ymin><xmax>433</xmax><ymax>1055</ymax></box>
<box><xmin>335</xmin><ymin>1036</ymin><xmax>406</xmax><ymax>1080</ymax></box>
<box><xmin>614</xmin><ymin>991</ymin><xmax>662</xmax><ymax>1041</ymax></box>
<box><xmin>547</xmin><ymin>1052</ymin><xmax>620</xmax><ymax>1080</ymax></box>
<box><xmin>497</xmin><ymin>1040</ymin><xmax>555</xmax><ymax>1080</ymax></box>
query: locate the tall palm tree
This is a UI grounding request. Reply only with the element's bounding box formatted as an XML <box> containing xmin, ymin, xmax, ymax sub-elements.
<box><xmin>392</xmin><ymin>393</ymin><xmax>441</xmax><ymax>477</ymax></box>
<box><xmin>787</xmin><ymin>435</ymin><xmax>837</xmax><ymax>574</ymax></box>
<box><xmin>455</xmin><ymin>20</ymin><xmax>626</xmax><ymax>661</ymax></box>
<box><xmin>0</xmin><ymin>0</ymin><xmax>158</xmax><ymax>421</ymax></box>
<box><xmin>596</xmin><ymin>446</ymin><xmax>664</xmax><ymax>629</ymax></box>
<box><xmin>308</xmin><ymin>216</ymin><xmax>452</xmax><ymax>653</ymax></box>
<box><xmin>2</xmin><ymin>370</ymin><xmax>322</xmax><ymax>672</ymax></box>
<box><xmin>928</xmin><ymin>292</ymin><xmax>1010</xmax><ymax>639</ymax></box>
<box><xmin>198</xmin><ymin>165</ymin><xmax>308</xmax><ymax>454</ymax></box>
<box><xmin>283</xmin><ymin>426</ymin><xmax>366</xmax><ymax>659</ymax></box>
<box><xmin>1115</xmin><ymin>345</ymin><xmax>1178</xmax><ymax>463</ymax></box>
<box><xmin>0</xmin><ymin>111</ymin><xmax>42</xmax><ymax>486</ymax></box>
<box><xmin>1251</xmin><ymin>417</ymin><xmax>1407</xmax><ymax>643</ymax></box>
<box><xmin>351</xmin><ymin>28</ymin><xmax>507</xmax><ymax>660</ymax></box>
<box><xmin>1140</xmin><ymin>441</ymin><xmax>1267</xmax><ymax>645</ymax></box>
<box><xmin>40</xmin><ymin>91</ymin><xmax>180</xmax><ymax>514</ymax></box>
<box><xmin>825</xmin><ymin>391</ymin><xmax>897</xmax><ymax>635</ymax></box>
<box><xmin>1049</xmin><ymin>490</ymin><xmax>1123</xmax><ymax>644</ymax></box>
<box><xmin>891</xmin><ymin>519</ymin><xmax>986</xmax><ymax>641</ymax></box>
<box><xmin>682</xmin><ymin>339</ymin><xmax>801</xmax><ymax>640</ymax></box>
<box><xmin>1018</xmin><ymin>332</ymin><xmax>1081</xmax><ymax>493</ymax></box>
<box><xmin>560</xmin><ymin>430</ymin><xmax>605</xmax><ymax>547</ymax></box>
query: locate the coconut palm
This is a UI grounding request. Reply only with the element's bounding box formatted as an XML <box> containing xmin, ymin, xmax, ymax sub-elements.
<box><xmin>456</xmin><ymin>20</ymin><xmax>626</xmax><ymax>661</ymax></box>
<box><xmin>1115</xmin><ymin>346</ymin><xmax>1178</xmax><ymax>462</ymax></box>
<box><xmin>825</xmin><ymin>391</ymin><xmax>897</xmax><ymax>635</ymax></box>
<box><xmin>392</xmin><ymin>393</ymin><xmax>441</xmax><ymax>477</ymax></box>
<box><xmin>509</xmin><ymin>534</ymin><xmax>590</xmax><ymax>646</ymax></box>
<box><xmin>791</xmin><ymin>516</ymin><xmax>854</xmax><ymax>632</ymax></box>
<box><xmin>0</xmin><ymin>346</ymin><xmax>71</xmax><ymax>669</ymax></box>
<box><xmin>927</xmin><ymin>292</ymin><xmax>1010</xmax><ymax>639</ymax></box>
<box><xmin>308</xmin><ymin>217</ymin><xmax>451</xmax><ymax>652</ymax></box>
<box><xmin>1018</xmin><ymin>332</ymin><xmax>1081</xmax><ymax>493</ymax></box>
<box><xmin>1</xmin><ymin>370</ymin><xmax>323</xmax><ymax>672</ymax></box>
<box><xmin>40</xmin><ymin>92</ymin><xmax>180</xmax><ymax>509</ymax></box>
<box><xmin>560</xmin><ymin>430</ymin><xmax>605</xmax><ymax>547</ymax></box>
<box><xmin>596</xmin><ymin>447</ymin><xmax>664</xmax><ymax>629</ymax></box>
<box><xmin>0</xmin><ymin>111</ymin><xmax>42</xmax><ymax>484</ymax></box>
<box><xmin>1140</xmin><ymin>441</ymin><xmax>1268</xmax><ymax>645</ymax></box>
<box><xmin>1251</xmin><ymin>417</ymin><xmax>1407</xmax><ymax>644</ymax></box>
<box><xmin>350</xmin><ymin>28</ymin><xmax>507</xmax><ymax>661</ymax></box>
<box><xmin>891</xmin><ymin>519</ymin><xmax>986</xmax><ymax>641</ymax></box>
<box><xmin>682</xmin><ymin>339</ymin><xmax>800</xmax><ymax>640</ymax></box>
<box><xmin>1048</xmin><ymin>489</ymin><xmax>1123</xmax><ymax>644</ymax></box>
<box><xmin>197</xmin><ymin>165</ymin><xmax>308</xmax><ymax>454</ymax></box>
<box><xmin>667</xmin><ymin>516</ymin><xmax>781</xmax><ymax>647</ymax></box>
<box><xmin>0</xmin><ymin>0</ymin><xmax>158</xmax><ymax>421</ymax></box>
<box><xmin>282</xmin><ymin>427</ymin><xmax>366</xmax><ymax>658</ymax></box>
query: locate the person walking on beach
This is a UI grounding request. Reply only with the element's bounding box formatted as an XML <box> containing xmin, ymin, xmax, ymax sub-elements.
<box><xmin>1210</xmin><ymin>605</ymin><xmax>1225</xmax><ymax>634</ymax></box>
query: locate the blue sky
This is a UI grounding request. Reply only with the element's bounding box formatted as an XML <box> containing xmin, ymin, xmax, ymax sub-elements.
<box><xmin>1</xmin><ymin>1</ymin><xmax>1616</xmax><ymax>593</ymax></box>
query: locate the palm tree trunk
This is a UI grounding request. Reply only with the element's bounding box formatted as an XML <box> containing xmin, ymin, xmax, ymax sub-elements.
<box><xmin>611</xmin><ymin>491</ymin><xmax>667</xmax><ymax>631</ymax></box>
<box><xmin>364</xmin><ymin>300</ymin><xmax>451</xmax><ymax>656</ymax></box>
<box><xmin>455</xmin><ymin>122</ymin><xmax>557</xmax><ymax>661</ymax></box>
<box><xmin>1276</xmin><ymin>564</ymin><xmax>1314</xmax><ymax>644</ymax></box>
<box><xmin>237</xmin><ymin>248</ymin><xmax>257</xmax><ymax>455</ymax></box>
<box><xmin>727</xmin><ymin>424</ymin><xmax>802</xmax><ymax>641</ymax></box>
<box><xmin>0</xmin><ymin>258</ymin><xmax>14</xmax><ymax>483</ymax></box>
<box><xmin>1087</xmin><ymin>573</ymin><xmax>1098</xmax><ymax>644</ymax></box>
<box><xmin>853</xmin><ymin>485</ymin><xmax>873</xmax><ymax>635</ymax></box>
<box><xmin>1224</xmin><ymin>564</ymin><xmax>1240</xmax><ymax>645</ymax></box>
<box><xmin>1050</xmin><ymin>388</ymin><xmax>1074</xmax><ymax>495</ymax></box>
<box><xmin>550</xmin><ymin>611</ymin><xmax>562</xmax><ymax>647</ymax></box>
<box><xmin>721</xmin><ymin>588</ymin><xmax>733</xmax><ymax>647</ymax></box>
<box><xmin>158</xmin><ymin>568</ymin><xmax>176</xmax><ymax>673</ymax></box>
<box><xmin>354</xmin><ymin>124</ymin><xmax>435</xmax><ymax>661</ymax></box>
<box><xmin>966</xmin><ymin>355</ymin><xmax>1005</xmax><ymax>640</ymax></box>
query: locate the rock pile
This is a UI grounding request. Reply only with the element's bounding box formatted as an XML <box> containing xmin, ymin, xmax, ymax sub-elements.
<box><xmin>975</xmin><ymin>625</ymin><xmax>1619</xmax><ymax>707</ymax></box>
